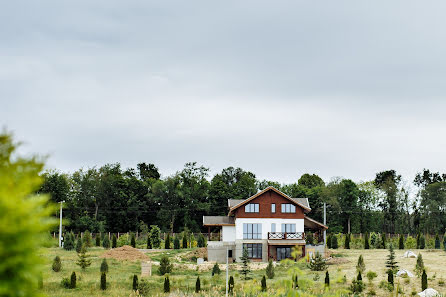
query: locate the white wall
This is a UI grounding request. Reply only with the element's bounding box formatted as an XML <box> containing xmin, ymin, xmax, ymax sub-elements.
<box><xmin>222</xmin><ymin>226</ymin><xmax>236</xmax><ymax>242</ymax></box>
<box><xmin>234</xmin><ymin>218</ymin><xmax>304</xmax><ymax>240</ymax></box>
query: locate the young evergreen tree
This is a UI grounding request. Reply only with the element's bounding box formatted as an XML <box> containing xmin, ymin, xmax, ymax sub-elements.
<box><xmin>325</xmin><ymin>271</ymin><xmax>330</xmax><ymax>287</ymax></box>
<box><xmin>173</xmin><ymin>236</ymin><xmax>180</xmax><ymax>249</ymax></box>
<box><xmin>70</xmin><ymin>272</ymin><xmax>76</xmax><ymax>289</ymax></box>
<box><xmin>165</xmin><ymin>233</ymin><xmax>171</xmax><ymax>249</ymax></box>
<box><xmin>100</xmin><ymin>272</ymin><xmax>106</xmax><ymax>290</ymax></box>
<box><xmin>132</xmin><ymin>275</ymin><xmax>138</xmax><ymax>291</ymax></box>
<box><xmin>75</xmin><ymin>236</ymin><xmax>83</xmax><ymax>253</ymax></box>
<box><xmin>357</xmin><ymin>271</ymin><xmax>362</xmax><ymax>281</ymax></box>
<box><xmin>356</xmin><ymin>255</ymin><xmax>365</xmax><ymax>274</ymax></box>
<box><xmin>182</xmin><ymin>233</ymin><xmax>188</xmax><ymax>248</ymax></box>
<box><xmin>399</xmin><ymin>234</ymin><xmax>404</xmax><ymax>249</ymax></box>
<box><xmin>308</xmin><ymin>252</ymin><xmax>327</xmax><ymax>271</ymax></box>
<box><xmin>385</xmin><ymin>244</ymin><xmax>398</xmax><ymax>273</ymax></box>
<box><xmin>421</xmin><ymin>270</ymin><xmax>428</xmax><ymax>291</ymax></box>
<box><xmin>364</xmin><ymin>233</ymin><xmax>370</xmax><ymax>249</ymax></box>
<box><xmin>112</xmin><ymin>234</ymin><xmax>117</xmax><ymax>248</ymax></box>
<box><xmin>76</xmin><ymin>244</ymin><xmax>92</xmax><ymax>270</ymax></box>
<box><xmin>102</xmin><ymin>236</ymin><xmax>110</xmax><ymax>249</ymax></box>
<box><xmin>344</xmin><ymin>233</ymin><xmax>351</xmax><ymax>249</ymax></box>
<box><xmin>63</xmin><ymin>232</ymin><xmax>74</xmax><ymax>251</ymax></box>
<box><xmin>130</xmin><ymin>232</ymin><xmax>136</xmax><ymax>248</ymax></box>
<box><xmin>420</xmin><ymin>234</ymin><xmax>426</xmax><ymax>249</ymax></box>
<box><xmin>331</xmin><ymin>235</ymin><xmax>338</xmax><ymax>249</ymax></box>
<box><xmin>415</xmin><ymin>253</ymin><xmax>425</xmax><ymax>277</ymax></box>
<box><xmin>83</xmin><ymin>230</ymin><xmax>92</xmax><ymax>247</ymax></box>
<box><xmin>326</xmin><ymin>234</ymin><xmax>332</xmax><ymax>249</ymax></box>
<box><xmin>417</xmin><ymin>233</ymin><xmax>421</xmax><ymax>249</ymax></box>
<box><xmin>146</xmin><ymin>236</ymin><xmax>151</xmax><ymax>249</ymax></box>
<box><xmin>95</xmin><ymin>234</ymin><xmax>101</xmax><ymax>247</ymax></box>
<box><xmin>266</xmin><ymin>259</ymin><xmax>275</xmax><ymax>279</ymax></box>
<box><xmin>198</xmin><ymin>233</ymin><xmax>206</xmax><ymax>247</ymax></box>
<box><xmin>229</xmin><ymin>276</ymin><xmax>234</xmax><ymax>293</ymax></box>
<box><xmin>240</xmin><ymin>248</ymin><xmax>251</xmax><ymax>280</ymax></box>
<box><xmin>163</xmin><ymin>277</ymin><xmax>170</xmax><ymax>293</ymax></box>
<box><xmin>212</xmin><ymin>263</ymin><xmax>221</xmax><ymax>276</ymax></box>
<box><xmin>435</xmin><ymin>234</ymin><xmax>441</xmax><ymax>249</ymax></box>
<box><xmin>149</xmin><ymin>225</ymin><xmax>161</xmax><ymax>248</ymax></box>
<box><xmin>261</xmin><ymin>275</ymin><xmax>267</xmax><ymax>292</ymax></box>
<box><xmin>159</xmin><ymin>255</ymin><xmax>172</xmax><ymax>275</ymax></box>
<box><xmin>52</xmin><ymin>256</ymin><xmax>62</xmax><ymax>272</ymax></box>
<box><xmin>387</xmin><ymin>270</ymin><xmax>394</xmax><ymax>287</ymax></box>
<box><xmin>381</xmin><ymin>233</ymin><xmax>386</xmax><ymax>249</ymax></box>
<box><xmin>195</xmin><ymin>276</ymin><xmax>201</xmax><ymax>293</ymax></box>
<box><xmin>100</xmin><ymin>258</ymin><xmax>108</xmax><ymax>273</ymax></box>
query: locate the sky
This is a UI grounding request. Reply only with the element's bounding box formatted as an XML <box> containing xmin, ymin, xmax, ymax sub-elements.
<box><xmin>2</xmin><ymin>1</ymin><xmax>446</xmax><ymax>185</ymax></box>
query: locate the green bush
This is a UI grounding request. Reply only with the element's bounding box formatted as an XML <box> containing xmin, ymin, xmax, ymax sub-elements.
<box><xmin>61</xmin><ymin>277</ymin><xmax>71</xmax><ymax>289</ymax></box>
<box><xmin>422</xmin><ymin>270</ymin><xmax>428</xmax><ymax>291</ymax></box>
<box><xmin>165</xmin><ymin>233</ymin><xmax>171</xmax><ymax>249</ymax></box>
<box><xmin>387</xmin><ymin>270</ymin><xmax>394</xmax><ymax>287</ymax></box>
<box><xmin>366</xmin><ymin>271</ymin><xmax>377</xmax><ymax>282</ymax></box>
<box><xmin>75</xmin><ymin>236</ymin><xmax>82</xmax><ymax>253</ymax></box>
<box><xmin>344</xmin><ymin>233</ymin><xmax>351</xmax><ymax>249</ymax></box>
<box><xmin>132</xmin><ymin>274</ymin><xmax>138</xmax><ymax>291</ymax></box>
<box><xmin>70</xmin><ymin>271</ymin><xmax>76</xmax><ymax>289</ymax></box>
<box><xmin>164</xmin><ymin>276</ymin><xmax>170</xmax><ymax>293</ymax></box>
<box><xmin>95</xmin><ymin>234</ymin><xmax>101</xmax><ymax>246</ymax></box>
<box><xmin>325</xmin><ymin>271</ymin><xmax>330</xmax><ymax>287</ymax></box>
<box><xmin>212</xmin><ymin>262</ymin><xmax>221</xmax><ymax>276</ymax></box>
<box><xmin>130</xmin><ymin>232</ymin><xmax>136</xmax><ymax>248</ymax></box>
<box><xmin>112</xmin><ymin>234</ymin><xmax>117</xmax><ymax>248</ymax></box>
<box><xmin>117</xmin><ymin>234</ymin><xmax>129</xmax><ymax>247</ymax></box>
<box><xmin>308</xmin><ymin>252</ymin><xmax>327</xmax><ymax>271</ymax></box>
<box><xmin>399</xmin><ymin>234</ymin><xmax>404</xmax><ymax>249</ymax></box>
<box><xmin>435</xmin><ymin>234</ymin><xmax>441</xmax><ymax>249</ymax></box>
<box><xmin>76</xmin><ymin>244</ymin><xmax>92</xmax><ymax>270</ymax></box>
<box><xmin>146</xmin><ymin>236</ymin><xmax>151</xmax><ymax>249</ymax></box>
<box><xmin>52</xmin><ymin>256</ymin><xmax>62</xmax><ymax>272</ymax></box>
<box><xmin>173</xmin><ymin>237</ymin><xmax>180</xmax><ymax>249</ymax></box>
<box><xmin>415</xmin><ymin>253</ymin><xmax>424</xmax><ymax>277</ymax></box>
<box><xmin>195</xmin><ymin>276</ymin><xmax>201</xmax><ymax>293</ymax></box>
<box><xmin>159</xmin><ymin>255</ymin><xmax>172</xmax><ymax>275</ymax></box>
<box><xmin>229</xmin><ymin>276</ymin><xmax>234</xmax><ymax>293</ymax></box>
<box><xmin>364</xmin><ymin>233</ymin><xmax>370</xmax><ymax>249</ymax></box>
<box><xmin>182</xmin><ymin>233</ymin><xmax>188</xmax><ymax>248</ymax></box>
<box><xmin>149</xmin><ymin>225</ymin><xmax>161</xmax><ymax>248</ymax></box>
<box><xmin>266</xmin><ymin>259</ymin><xmax>275</xmax><ymax>279</ymax></box>
<box><xmin>356</xmin><ymin>255</ymin><xmax>365</xmax><ymax>274</ymax></box>
<box><xmin>198</xmin><ymin>233</ymin><xmax>206</xmax><ymax>247</ymax></box>
<box><xmin>103</xmin><ymin>236</ymin><xmax>110</xmax><ymax>249</ymax></box>
<box><xmin>331</xmin><ymin>235</ymin><xmax>338</xmax><ymax>249</ymax></box>
<box><xmin>261</xmin><ymin>275</ymin><xmax>267</xmax><ymax>291</ymax></box>
<box><xmin>405</xmin><ymin>235</ymin><xmax>416</xmax><ymax>249</ymax></box>
<box><xmin>100</xmin><ymin>258</ymin><xmax>108</xmax><ymax>273</ymax></box>
<box><xmin>83</xmin><ymin>230</ymin><xmax>92</xmax><ymax>247</ymax></box>
<box><xmin>63</xmin><ymin>232</ymin><xmax>75</xmax><ymax>250</ymax></box>
<box><xmin>100</xmin><ymin>272</ymin><xmax>106</xmax><ymax>290</ymax></box>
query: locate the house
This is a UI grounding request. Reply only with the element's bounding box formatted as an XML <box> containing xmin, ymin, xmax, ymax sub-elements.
<box><xmin>203</xmin><ymin>186</ymin><xmax>327</xmax><ymax>263</ymax></box>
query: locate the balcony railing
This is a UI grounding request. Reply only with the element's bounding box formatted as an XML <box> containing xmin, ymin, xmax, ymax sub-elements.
<box><xmin>268</xmin><ymin>232</ymin><xmax>305</xmax><ymax>240</ymax></box>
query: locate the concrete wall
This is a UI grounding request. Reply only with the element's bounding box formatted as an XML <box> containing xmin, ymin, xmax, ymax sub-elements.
<box><xmin>305</xmin><ymin>244</ymin><xmax>325</xmax><ymax>258</ymax></box>
<box><xmin>207</xmin><ymin>241</ymin><xmax>236</xmax><ymax>264</ymax></box>
<box><xmin>222</xmin><ymin>226</ymin><xmax>235</xmax><ymax>242</ymax></box>
<box><xmin>235</xmin><ymin>218</ymin><xmax>304</xmax><ymax>240</ymax></box>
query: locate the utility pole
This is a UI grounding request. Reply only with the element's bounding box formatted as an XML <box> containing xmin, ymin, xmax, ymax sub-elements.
<box><xmin>225</xmin><ymin>247</ymin><xmax>229</xmax><ymax>297</ymax></box>
<box><xmin>323</xmin><ymin>203</ymin><xmax>326</xmax><ymax>246</ymax></box>
<box><xmin>58</xmin><ymin>201</ymin><xmax>64</xmax><ymax>248</ymax></box>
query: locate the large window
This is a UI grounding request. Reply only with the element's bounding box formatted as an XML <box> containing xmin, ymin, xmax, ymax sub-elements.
<box><xmin>271</xmin><ymin>203</ymin><xmax>276</xmax><ymax>213</ymax></box>
<box><xmin>245</xmin><ymin>203</ymin><xmax>259</xmax><ymax>213</ymax></box>
<box><xmin>281</xmin><ymin>203</ymin><xmax>296</xmax><ymax>213</ymax></box>
<box><xmin>243</xmin><ymin>243</ymin><xmax>262</xmax><ymax>259</ymax></box>
<box><xmin>281</xmin><ymin>223</ymin><xmax>296</xmax><ymax>233</ymax></box>
<box><xmin>243</xmin><ymin>223</ymin><xmax>262</xmax><ymax>239</ymax></box>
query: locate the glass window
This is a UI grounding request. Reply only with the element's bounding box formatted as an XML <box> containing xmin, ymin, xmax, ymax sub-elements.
<box><xmin>271</xmin><ymin>223</ymin><xmax>276</xmax><ymax>233</ymax></box>
<box><xmin>243</xmin><ymin>243</ymin><xmax>262</xmax><ymax>259</ymax></box>
<box><xmin>243</xmin><ymin>223</ymin><xmax>262</xmax><ymax>239</ymax></box>
<box><xmin>245</xmin><ymin>203</ymin><xmax>259</xmax><ymax>213</ymax></box>
<box><xmin>281</xmin><ymin>223</ymin><xmax>296</xmax><ymax>233</ymax></box>
<box><xmin>281</xmin><ymin>203</ymin><xmax>296</xmax><ymax>213</ymax></box>
<box><xmin>271</xmin><ymin>203</ymin><xmax>276</xmax><ymax>213</ymax></box>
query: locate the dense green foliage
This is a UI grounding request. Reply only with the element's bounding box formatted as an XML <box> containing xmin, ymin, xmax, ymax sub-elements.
<box><xmin>52</xmin><ymin>256</ymin><xmax>62</xmax><ymax>272</ymax></box>
<box><xmin>364</xmin><ymin>232</ymin><xmax>370</xmax><ymax>249</ymax></box>
<box><xmin>112</xmin><ymin>234</ymin><xmax>117</xmax><ymax>248</ymax></box>
<box><xmin>399</xmin><ymin>234</ymin><xmax>404</xmax><ymax>249</ymax></box>
<box><xmin>422</xmin><ymin>270</ymin><xmax>428</xmax><ymax>291</ymax></box>
<box><xmin>240</xmin><ymin>248</ymin><xmax>251</xmax><ymax>280</ymax></box>
<box><xmin>83</xmin><ymin>230</ymin><xmax>92</xmax><ymax>247</ymax></box>
<box><xmin>100</xmin><ymin>272</ymin><xmax>106</xmax><ymax>290</ymax></box>
<box><xmin>308</xmin><ymin>252</ymin><xmax>327</xmax><ymax>271</ymax></box>
<box><xmin>212</xmin><ymin>263</ymin><xmax>221</xmax><ymax>276</ymax></box>
<box><xmin>165</xmin><ymin>233</ymin><xmax>171</xmax><ymax>249</ymax></box>
<box><xmin>132</xmin><ymin>274</ymin><xmax>138</xmax><ymax>291</ymax></box>
<box><xmin>195</xmin><ymin>276</ymin><xmax>201</xmax><ymax>293</ymax></box>
<box><xmin>266</xmin><ymin>259</ymin><xmax>275</xmax><ymax>279</ymax></box>
<box><xmin>103</xmin><ymin>236</ymin><xmax>110</xmax><ymax>249</ymax></box>
<box><xmin>344</xmin><ymin>233</ymin><xmax>350</xmax><ymax>249</ymax></box>
<box><xmin>261</xmin><ymin>275</ymin><xmax>267</xmax><ymax>292</ymax></box>
<box><xmin>76</xmin><ymin>244</ymin><xmax>92</xmax><ymax>270</ymax></box>
<box><xmin>100</xmin><ymin>258</ymin><xmax>108</xmax><ymax>273</ymax></box>
<box><xmin>415</xmin><ymin>253</ymin><xmax>424</xmax><ymax>277</ymax></box>
<box><xmin>356</xmin><ymin>255</ymin><xmax>365</xmax><ymax>274</ymax></box>
<box><xmin>173</xmin><ymin>236</ymin><xmax>180</xmax><ymax>249</ymax></box>
<box><xmin>149</xmin><ymin>225</ymin><xmax>161</xmax><ymax>248</ymax></box>
<box><xmin>325</xmin><ymin>271</ymin><xmax>330</xmax><ymax>287</ymax></box>
<box><xmin>95</xmin><ymin>234</ymin><xmax>101</xmax><ymax>246</ymax></box>
<box><xmin>0</xmin><ymin>133</ymin><xmax>56</xmax><ymax>297</ymax></box>
<box><xmin>64</xmin><ymin>232</ymin><xmax>75</xmax><ymax>250</ymax></box>
<box><xmin>385</xmin><ymin>244</ymin><xmax>398</xmax><ymax>273</ymax></box>
<box><xmin>159</xmin><ymin>255</ymin><xmax>172</xmax><ymax>275</ymax></box>
<box><xmin>163</xmin><ymin>277</ymin><xmax>170</xmax><ymax>293</ymax></box>
<box><xmin>130</xmin><ymin>232</ymin><xmax>136</xmax><ymax>248</ymax></box>
<box><xmin>70</xmin><ymin>271</ymin><xmax>76</xmax><ymax>289</ymax></box>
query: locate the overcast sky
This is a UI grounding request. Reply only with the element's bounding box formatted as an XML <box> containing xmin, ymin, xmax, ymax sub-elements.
<box><xmin>2</xmin><ymin>1</ymin><xmax>446</xmax><ymax>184</ymax></box>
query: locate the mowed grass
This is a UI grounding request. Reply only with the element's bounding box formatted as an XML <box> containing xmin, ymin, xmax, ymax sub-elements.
<box><xmin>39</xmin><ymin>247</ymin><xmax>446</xmax><ymax>296</ymax></box>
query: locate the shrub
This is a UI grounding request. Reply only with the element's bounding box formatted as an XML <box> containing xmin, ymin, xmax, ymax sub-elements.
<box><xmin>331</xmin><ymin>235</ymin><xmax>338</xmax><ymax>249</ymax></box>
<box><xmin>229</xmin><ymin>276</ymin><xmax>234</xmax><ymax>293</ymax></box>
<box><xmin>364</xmin><ymin>233</ymin><xmax>370</xmax><ymax>249</ymax></box>
<box><xmin>132</xmin><ymin>274</ymin><xmax>138</xmax><ymax>291</ymax></box>
<box><xmin>182</xmin><ymin>233</ymin><xmax>188</xmax><ymax>248</ymax></box>
<box><xmin>261</xmin><ymin>275</ymin><xmax>267</xmax><ymax>291</ymax></box>
<box><xmin>399</xmin><ymin>234</ymin><xmax>404</xmax><ymax>249</ymax></box>
<box><xmin>100</xmin><ymin>272</ymin><xmax>106</xmax><ymax>290</ymax></box>
<box><xmin>137</xmin><ymin>279</ymin><xmax>150</xmax><ymax>296</ymax></box>
<box><xmin>117</xmin><ymin>233</ymin><xmax>129</xmax><ymax>247</ymax></box>
<box><xmin>292</xmin><ymin>274</ymin><xmax>299</xmax><ymax>289</ymax></box>
<box><xmin>327</xmin><ymin>234</ymin><xmax>332</xmax><ymax>248</ymax></box>
<box><xmin>344</xmin><ymin>233</ymin><xmax>350</xmax><ymax>249</ymax></box>
<box><xmin>103</xmin><ymin>236</ymin><xmax>110</xmax><ymax>249</ymax></box>
<box><xmin>61</xmin><ymin>277</ymin><xmax>71</xmax><ymax>289</ymax></box>
<box><xmin>370</xmin><ymin>232</ymin><xmax>378</xmax><ymax>248</ymax></box>
<box><xmin>76</xmin><ymin>244</ymin><xmax>92</xmax><ymax>270</ymax></box>
<box><xmin>164</xmin><ymin>276</ymin><xmax>170</xmax><ymax>293</ymax></box>
<box><xmin>159</xmin><ymin>255</ymin><xmax>172</xmax><ymax>275</ymax></box>
<box><xmin>212</xmin><ymin>262</ymin><xmax>221</xmax><ymax>276</ymax></box>
<box><xmin>75</xmin><ymin>236</ymin><xmax>83</xmax><ymax>253</ymax></box>
<box><xmin>146</xmin><ymin>236</ymin><xmax>151</xmax><ymax>249</ymax></box>
<box><xmin>356</xmin><ymin>255</ymin><xmax>365</xmax><ymax>274</ymax></box>
<box><xmin>70</xmin><ymin>271</ymin><xmax>76</xmax><ymax>289</ymax></box>
<box><xmin>130</xmin><ymin>232</ymin><xmax>136</xmax><ymax>248</ymax></box>
<box><xmin>381</xmin><ymin>233</ymin><xmax>386</xmax><ymax>249</ymax></box>
<box><xmin>195</xmin><ymin>276</ymin><xmax>201</xmax><ymax>293</ymax></box>
<box><xmin>100</xmin><ymin>258</ymin><xmax>108</xmax><ymax>273</ymax></box>
<box><xmin>165</xmin><ymin>233</ymin><xmax>171</xmax><ymax>249</ymax></box>
<box><xmin>350</xmin><ymin>278</ymin><xmax>365</xmax><ymax>293</ymax></box>
<box><xmin>95</xmin><ymin>234</ymin><xmax>101</xmax><ymax>246</ymax></box>
<box><xmin>266</xmin><ymin>259</ymin><xmax>275</xmax><ymax>279</ymax></box>
<box><xmin>387</xmin><ymin>270</ymin><xmax>394</xmax><ymax>287</ymax></box>
<box><xmin>173</xmin><ymin>237</ymin><xmax>180</xmax><ymax>249</ymax></box>
<box><xmin>64</xmin><ymin>232</ymin><xmax>75</xmax><ymax>250</ymax></box>
<box><xmin>385</xmin><ymin>244</ymin><xmax>398</xmax><ymax>273</ymax></box>
<box><xmin>415</xmin><ymin>253</ymin><xmax>424</xmax><ymax>277</ymax></box>
<box><xmin>357</xmin><ymin>271</ymin><xmax>362</xmax><ymax>281</ymax></box>
<box><xmin>435</xmin><ymin>234</ymin><xmax>441</xmax><ymax>249</ymax></box>
<box><xmin>52</xmin><ymin>256</ymin><xmax>62</xmax><ymax>272</ymax></box>
<box><xmin>306</xmin><ymin>232</ymin><xmax>314</xmax><ymax>245</ymax></box>
<box><xmin>149</xmin><ymin>225</ymin><xmax>161</xmax><ymax>248</ymax></box>
<box><xmin>240</xmin><ymin>248</ymin><xmax>251</xmax><ymax>279</ymax></box>
<box><xmin>198</xmin><ymin>233</ymin><xmax>206</xmax><ymax>247</ymax></box>
<box><xmin>325</xmin><ymin>271</ymin><xmax>330</xmax><ymax>287</ymax></box>
<box><xmin>366</xmin><ymin>271</ymin><xmax>377</xmax><ymax>282</ymax></box>
<box><xmin>405</xmin><ymin>235</ymin><xmax>416</xmax><ymax>249</ymax></box>
<box><xmin>112</xmin><ymin>234</ymin><xmax>117</xmax><ymax>248</ymax></box>
<box><xmin>420</xmin><ymin>234</ymin><xmax>426</xmax><ymax>249</ymax></box>
<box><xmin>422</xmin><ymin>270</ymin><xmax>428</xmax><ymax>291</ymax></box>
<box><xmin>308</xmin><ymin>252</ymin><xmax>327</xmax><ymax>271</ymax></box>
<box><xmin>83</xmin><ymin>230</ymin><xmax>92</xmax><ymax>247</ymax></box>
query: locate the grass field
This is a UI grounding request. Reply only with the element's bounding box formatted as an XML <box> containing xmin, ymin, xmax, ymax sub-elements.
<box><xmin>39</xmin><ymin>247</ymin><xmax>446</xmax><ymax>296</ymax></box>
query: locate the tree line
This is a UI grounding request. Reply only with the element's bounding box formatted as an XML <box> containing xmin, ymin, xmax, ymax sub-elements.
<box><xmin>38</xmin><ymin>163</ymin><xmax>446</xmax><ymax>235</ymax></box>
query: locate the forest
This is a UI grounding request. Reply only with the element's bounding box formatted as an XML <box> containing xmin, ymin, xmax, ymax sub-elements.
<box><xmin>38</xmin><ymin>162</ymin><xmax>446</xmax><ymax>235</ymax></box>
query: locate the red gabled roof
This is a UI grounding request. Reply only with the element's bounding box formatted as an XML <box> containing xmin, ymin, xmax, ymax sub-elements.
<box><xmin>228</xmin><ymin>186</ymin><xmax>311</xmax><ymax>215</ymax></box>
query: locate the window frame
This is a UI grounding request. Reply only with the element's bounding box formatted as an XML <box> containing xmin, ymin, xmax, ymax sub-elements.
<box><xmin>271</xmin><ymin>203</ymin><xmax>276</xmax><ymax>213</ymax></box>
<box><xmin>243</xmin><ymin>243</ymin><xmax>263</xmax><ymax>259</ymax></box>
<box><xmin>243</xmin><ymin>223</ymin><xmax>262</xmax><ymax>239</ymax></box>
<box><xmin>281</xmin><ymin>203</ymin><xmax>296</xmax><ymax>213</ymax></box>
<box><xmin>245</xmin><ymin>203</ymin><xmax>259</xmax><ymax>213</ymax></box>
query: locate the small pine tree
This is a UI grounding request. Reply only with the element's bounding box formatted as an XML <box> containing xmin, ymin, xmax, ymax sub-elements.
<box><xmin>308</xmin><ymin>252</ymin><xmax>327</xmax><ymax>271</ymax></box>
<box><xmin>292</xmin><ymin>274</ymin><xmax>299</xmax><ymax>289</ymax></box>
<box><xmin>326</xmin><ymin>234</ymin><xmax>332</xmax><ymax>248</ymax></box>
<box><xmin>173</xmin><ymin>237</ymin><xmax>180</xmax><ymax>249</ymax></box>
<box><xmin>387</xmin><ymin>270</ymin><xmax>394</xmax><ymax>286</ymax></box>
<box><xmin>112</xmin><ymin>234</ymin><xmax>117</xmax><ymax>248</ymax></box>
<box><xmin>357</xmin><ymin>271</ymin><xmax>362</xmax><ymax>281</ymax></box>
<box><xmin>385</xmin><ymin>244</ymin><xmax>398</xmax><ymax>273</ymax></box>
<box><xmin>331</xmin><ymin>235</ymin><xmax>338</xmax><ymax>249</ymax></box>
<box><xmin>95</xmin><ymin>234</ymin><xmax>101</xmax><ymax>247</ymax></box>
<box><xmin>420</xmin><ymin>234</ymin><xmax>426</xmax><ymax>249</ymax></box>
<box><xmin>63</xmin><ymin>232</ymin><xmax>74</xmax><ymax>250</ymax></box>
<box><xmin>415</xmin><ymin>253</ymin><xmax>424</xmax><ymax>277</ymax></box>
<box><xmin>100</xmin><ymin>258</ymin><xmax>108</xmax><ymax>273</ymax></box>
<box><xmin>75</xmin><ymin>236</ymin><xmax>83</xmax><ymax>253</ymax></box>
<box><xmin>182</xmin><ymin>233</ymin><xmax>188</xmax><ymax>248</ymax></box>
<box><xmin>146</xmin><ymin>236</ymin><xmax>151</xmax><ymax>249</ymax></box>
<box><xmin>356</xmin><ymin>255</ymin><xmax>365</xmax><ymax>274</ymax></box>
<box><xmin>130</xmin><ymin>232</ymin><xmax>136</xmax><ymax>248</ymax></box>
<box><xmin>261</xmin><ymin>275</ymin><xmax>267</xmax><ymax>292</ymax></box>
<box><xmin>344</xmin><ymin>233</ymin><xmax>351</xmax><ymax>249</ymax></box>
<box><xmin>212</xmin><ymin>263</ymin><xmax>221</xmax><ymax>276</ymax></box>
<box><xmin>149</xmin><ymin>225</ymin><xmax>161</xmax><ymax>248</ymax></box>
<box><xmin>325</xmin><ymin>271</ymin><xmax>330</xmax><ymax>287</ymax></box>
<box><xmin>195</xmin><ymin>276</ymin><xmax>201</xmax><ymax>293</ymax></box>
<box><xmin>421</xmin><ymin>269</ymin><xmax>428</xmax><ymax>291</ymax></box>
<box><xmin>159</xmin><ymin>255</ymin><xmax>172</xmax><ymax>275</ymax></box>
<box><xmin>198</xmin><ymin>233</ymin><xmax>205</xmax><ymax>247</ymax></box>
<box><xmin>76</xmin><ymin>244</ymin><xmax>92</xmax><ymax>270</ymax></box>
<box><xmin>399</xmin><ymin>234</ymin><xmax>404</xmax><ymax>249</ymax></box>
<box><xmin>103</xmin><ymin>236</ymin><xmax>110</xmax><ymax>249</ymax></box>
<box><xmin>435</xmin><ymin>234</ymin><xmax>441</xmax><ymax>249</ymax></box>
<box><xmin>240</xmin><ymin>248</ymin><xmax>251</xmax><ymax>280</ymax></box>
<box><xmin>229</xmin><ymin>276</ymin><xmax>234</xmax><ymax>293</ymax></box>
<box><xmin>164</xmin><ymin>277</ymin><xmax>170</xmax><ymax>293</ymax></box>
<box><xmin>70</xmin><ymin>271</ymin><xmax>76</xmax><ymax>289</ymax></box>
<box><xmin>52</xmin><ymin>256</ymin><xmax>62</xmax><ymax>272</ymax></box>
<box><xmin>364</xmin><ymin>233</ymin><xmax>370</xmax><ymax>249</ymax></box>
<box><xmin>100</xmin><ymin>272</ymin><xmax>106</xmax><ymax>290</ymax></box>
<box><xmin>381</xmin><ymin>233</ymin><xmax>386</xmax><ymax>249</ymax></box>
<box><xmin>266</xmin><ymin>259</ymin><xmax>275</xmax><ymax>279</ymax></box>
<box><xmin>83</xmin><ymin>230</ymin><xmax>92</xmax><ymax>247</ymax></box>
<box><xmin>132</xmin><ymin>274</ymin><xmax>138</xmax><ymax>291</ymax></box>
<box><xmin>165</xmin><ymin>233</ymin><xmax>171</xmax><ymax>249</ymax></box>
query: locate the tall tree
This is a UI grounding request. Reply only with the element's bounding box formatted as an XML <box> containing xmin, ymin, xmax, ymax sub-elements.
<box><xmin>375</xmin><ymin>170</ymin><xmax>401</xmax><ymax>234</ymax></box>
<box><xmin>338</xmin><ymin>179</ymin><xmax>359</xmax><ymax>234</ymax></box>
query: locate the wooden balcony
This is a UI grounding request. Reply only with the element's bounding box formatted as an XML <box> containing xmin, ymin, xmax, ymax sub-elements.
<box><xmin>268</xmin><ymin>232</ymin><xmax>305</xmax><ymax>240</ymax></box>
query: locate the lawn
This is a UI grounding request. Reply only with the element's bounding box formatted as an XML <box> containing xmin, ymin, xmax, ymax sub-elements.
<box><xmin>39</xmin><ymin>246</ymin><xmax>446</xmax><ymax>296</ymax></box>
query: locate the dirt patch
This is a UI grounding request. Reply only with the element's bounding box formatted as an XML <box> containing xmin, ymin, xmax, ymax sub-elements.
<box><xmin>327</xmin><ymin>257</ymin><xmax>350</xmax><ymax>265</ymax></box>
<box><xmin>181</xmin><ymin>248</ymin><xmax>208</xmax><ymax>262</ymax></box>
<box><xmin>101</xmin><ymin>245</ymin><xmax>150</xmax><ymax>261</ymax></box>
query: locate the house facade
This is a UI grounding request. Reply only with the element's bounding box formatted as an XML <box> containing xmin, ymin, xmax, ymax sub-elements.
<box><xmin>203</xmin><ymin>186</ymin><xmax>327</xmax><ymax>263</ymax></box>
